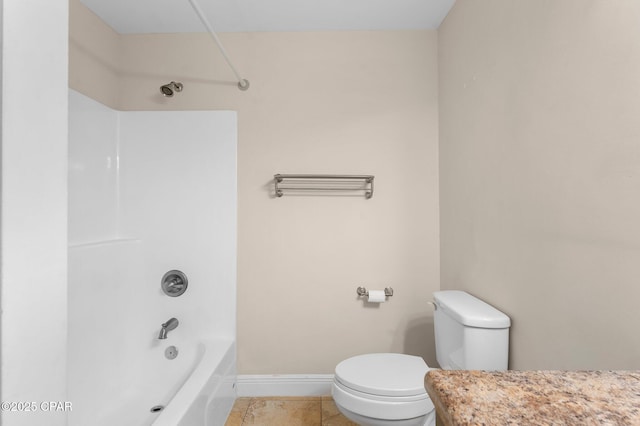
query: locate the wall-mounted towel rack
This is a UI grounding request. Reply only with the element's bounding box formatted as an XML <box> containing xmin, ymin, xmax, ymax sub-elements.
<box><xmin>274</xmin><ymin>174</ymin><xmax>374</xmax><ymax>199</ymax></box>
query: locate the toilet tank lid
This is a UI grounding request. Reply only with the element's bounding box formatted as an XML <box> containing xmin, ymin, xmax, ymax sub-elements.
<box><xmin>433</xmin><ymin>291</ymin><xmax>511</xmax><ymax>329</ymax></box>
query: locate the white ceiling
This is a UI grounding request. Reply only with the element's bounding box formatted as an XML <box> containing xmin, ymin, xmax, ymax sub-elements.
<box><xmin>80</xmin><ymin>0</ymin><xmax>456</xmax><ymax>34</ymax></box>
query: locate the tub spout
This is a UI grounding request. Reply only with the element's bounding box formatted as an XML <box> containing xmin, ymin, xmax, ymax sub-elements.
<box><xmin>158</xmin><ymin>317</ymin><xmax>179</xmax><ymax>339</ymax></box>
<box><xmin>158</xmin><ymin>328</ymin><xmax>168</xmax><ymax>339</ymax></box>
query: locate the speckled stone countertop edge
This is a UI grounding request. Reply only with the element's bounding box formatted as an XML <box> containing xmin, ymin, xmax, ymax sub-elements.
<box><xmin>424</xmin><ymin>372</ymin><xmax>455</xmax><ymax>426</ymax></box>
<box><xmin>424</xmin><ymin>371</ymin><xmax>453</xmax><ymax>426</ymax></box>
<box><xmin>425</xmin><ymin>369</ymin><xmax>640</xmax><ymax>426</ymax></box>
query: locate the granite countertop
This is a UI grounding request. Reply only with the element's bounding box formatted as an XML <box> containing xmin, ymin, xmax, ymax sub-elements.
<box><xmin>425</xmin><ymin>369</ymin><xmax>640</xmax><ymax>425</ymax></box>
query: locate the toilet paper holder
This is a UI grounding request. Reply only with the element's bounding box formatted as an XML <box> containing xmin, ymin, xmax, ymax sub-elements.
<box><xmin>357</xmin><ymin>287</ymin><xmax>394</xmax><ymax>297</ymax></box>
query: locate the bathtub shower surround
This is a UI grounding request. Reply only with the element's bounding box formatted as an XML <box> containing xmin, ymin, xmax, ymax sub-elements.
<box><xmin>68</xmin><ymin>90</ymin><xmax>237</xmax><ymax>426</ymax></box>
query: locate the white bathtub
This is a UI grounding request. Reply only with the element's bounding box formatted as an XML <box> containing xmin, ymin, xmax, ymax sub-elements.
<box><xmin>68</xmin><ymin>334</ymin><xmax>235</xmax><ymax>426</ymax></box>
<box><xmin>152</xmin><ymin>339</ymin><xmax>236</xmax><ymax>426</ymax></box>
<box><xmin>68</xmin><ymin>241</ymin><xmax>238</xmax><ymax>426</ymax></box>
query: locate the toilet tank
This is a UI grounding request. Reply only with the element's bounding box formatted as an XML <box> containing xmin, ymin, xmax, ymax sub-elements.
<box><xmin>433</xmin><ymin>290</ymin><xmax>511</xmax><ymax>371</ymax></box>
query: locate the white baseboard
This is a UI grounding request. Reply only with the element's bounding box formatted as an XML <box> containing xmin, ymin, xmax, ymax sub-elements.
<box><xmin>236</xmin><ymin>374</ymin><xmax>334</xmax><ymax>397</ymax></box>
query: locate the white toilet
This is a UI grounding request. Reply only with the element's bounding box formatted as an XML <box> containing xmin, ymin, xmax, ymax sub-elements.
<box><xmin>332</xmin><ymin>290</ymin><xmax>511</xmax><ymax>426</ymax></box>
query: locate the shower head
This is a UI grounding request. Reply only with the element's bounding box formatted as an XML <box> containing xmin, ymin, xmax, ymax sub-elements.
<box><xmin>160</xmin><ymin>81</ymin><xmax>183</xmax><ymax>97</ymax></box>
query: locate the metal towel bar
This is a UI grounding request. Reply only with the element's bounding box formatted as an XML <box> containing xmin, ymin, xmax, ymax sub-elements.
<box><xmin>274</xmin><ymin>174</ymin><xmax>374</xmax><ymax>199</ymax></box>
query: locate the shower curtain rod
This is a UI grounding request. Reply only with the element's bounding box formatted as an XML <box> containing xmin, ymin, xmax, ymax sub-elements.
<box><xmin>187</xmin><ymin>0</ymin><xmax>250</xmax><ymax>91</ymax></box>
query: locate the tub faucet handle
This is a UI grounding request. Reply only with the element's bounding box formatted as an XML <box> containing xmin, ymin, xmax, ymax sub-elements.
<box><xmin>161</xmin><ymin>270</ymin><xmax>188</xmax><ymax>297</ymax></box>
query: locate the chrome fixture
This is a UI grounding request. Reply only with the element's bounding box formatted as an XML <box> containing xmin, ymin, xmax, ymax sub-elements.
<box><xmin>356</xmin><ymin>287</ymin><xmax>394</xmax><ymax>297</ymax></box>
<box><xmin>161</xmin><ymin>270</ymin><xmax>188</xmax><ymax>297</ymax></box>
<box><xmin>158</xmin><ymin>318</ymin><xmax>179</xmax><ymax>339</ymax></box>
<box><xmin>165</xmin><ymin>346</ymin><xmax>179</xmax><ymax>360</ymax></box>
<box><xmin>160</xmin><ymin>81</ymin><xmax>183</xmax><ymax>97</ymax></box>
<box><xmin>274</xmin><ymin>174</ymin><xmax>375</xmax><ymax>199</ymax></box>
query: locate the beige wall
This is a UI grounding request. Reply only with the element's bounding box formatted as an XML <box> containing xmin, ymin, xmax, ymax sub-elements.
<box><xmin>70</xmin><ymin>0</ymin><xmax>640</xmax><ymax>374</ymax></box>
<box><xmin>69</xmin><ymin>0</ymin><xmax>120</xmax><ymax>108</ymax></box>
<box><xmin>69</xmin><ymin>0</ymin><xmax>440</xmax><ymax>374</ymax></box>
<box><xmin>439</xmin><ymin>0</ymin><xmax>640</xmax><ymax>370</ymax></box>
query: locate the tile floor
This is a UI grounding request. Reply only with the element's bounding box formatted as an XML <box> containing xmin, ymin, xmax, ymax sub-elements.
<box><xmin>224</xmin><ymin>396</ymin><xmax>358</xmax><ymax>426</ymax></box>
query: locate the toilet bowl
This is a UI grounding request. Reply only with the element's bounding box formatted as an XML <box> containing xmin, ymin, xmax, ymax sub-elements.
<box><xmin>332</xmin><ymin>290</ymin><xmax>512</xmax><ymax>425</ymax></box>
<box><xmin>332</xmin><ymin>353</ymin><xmax>435</xmax><ymax>426</ymax></box>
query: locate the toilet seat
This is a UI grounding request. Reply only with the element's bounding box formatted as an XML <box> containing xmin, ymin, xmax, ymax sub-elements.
<box><xmin>332</xmin><ymin>353</ymin><xmax>434</xmax><ymax>422</ymax></box>
<box><xmin>335</xmin><ymin>353</ymin><xmax>430</xmax><ymax>397</ymax></box>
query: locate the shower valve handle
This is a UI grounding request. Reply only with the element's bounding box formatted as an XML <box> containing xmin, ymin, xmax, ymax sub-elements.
<box><xmin>161</xmin><ymin>270</ymin><xmax>189</xmax><ymax>297</ymax></box>
<box><xmin>166</xmin><ymin>278</ymin><xmax>183</xmax><ymax>289</ymax></box>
